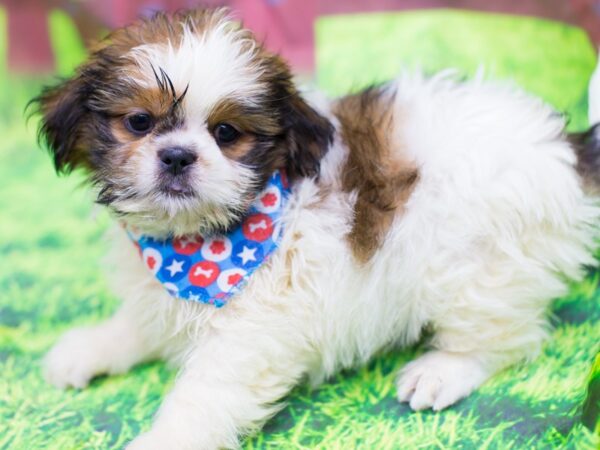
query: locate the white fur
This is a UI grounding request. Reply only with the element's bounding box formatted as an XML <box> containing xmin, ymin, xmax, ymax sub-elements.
<box><xmin>127</xmin><ymin>15</ymin><xmax>265</xmax><ymax>113</ymax></box>
<box><xmin>45</xmin><ymin>46</ymin><xmax>600</xmax><ymax>450</ymax></box>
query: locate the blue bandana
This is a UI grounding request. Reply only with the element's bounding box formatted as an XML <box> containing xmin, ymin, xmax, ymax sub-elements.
<box><xmin>127</xmin><ymin>170</ymin><xmax>291</xmax><ymax>307</ymax></box>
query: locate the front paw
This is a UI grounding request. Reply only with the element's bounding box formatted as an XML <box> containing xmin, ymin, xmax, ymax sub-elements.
<box><xmin>396</xmin><ymin>350</ymin><xmax>490</xmax><ymax>411</ymax></box>
<box><xmin>43</xmin><ymin>326</ymin><xmax>109</xmax><ymax>389</ymax></box>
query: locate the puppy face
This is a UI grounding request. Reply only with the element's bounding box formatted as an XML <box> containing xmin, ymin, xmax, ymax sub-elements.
<box><xmin>34</xmin><ymin>9</ymin><xmax>333</xmax><ymax>236</ymax></box>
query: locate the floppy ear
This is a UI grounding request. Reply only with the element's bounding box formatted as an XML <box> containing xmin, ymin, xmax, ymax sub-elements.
<box><xmin>32</xmin><ymin>76</ymin><xmax>90</xmax><ymax>173</ymax></box>
<box><xmin>281</xmin><ymin>92</ymin><xmax>334</xmax><ymax>179</ymax></box>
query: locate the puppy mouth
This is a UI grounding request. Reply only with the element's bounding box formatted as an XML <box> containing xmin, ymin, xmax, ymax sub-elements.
<box><xmin>157</xmin><ymin>177</ymin><xmax>195</xmax><ymax>198</ymax></box>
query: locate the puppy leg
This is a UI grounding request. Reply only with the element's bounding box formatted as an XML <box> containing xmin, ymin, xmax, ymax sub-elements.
<box><xmin>396</xmin><ymin>330</ymin><xmax>544</xmax><ymax>411</ymax></box>
<box><xmin>126</xmin><ymin>321</ymin><xmax>309</xmax><ymax>450</ymax></box>
<box><xmin>397</xmin><ymin>288</ymin><xmax>548</xmax><ymax>411</ymax></box>
<box><xmin>396</xmin><ymin>350</ymin><xmax>493</xmax><ymax>411</ymax></box>
<box><xmin>44</xmin><ymin>303</ymin><xmax>161</xmax><ymax>389</ymax></box>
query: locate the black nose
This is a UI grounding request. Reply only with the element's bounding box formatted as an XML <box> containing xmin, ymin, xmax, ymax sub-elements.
<box><xmin>158</xmin><ymin>147</ymin><xmax>197</xmax><ymax>175</ymax></box>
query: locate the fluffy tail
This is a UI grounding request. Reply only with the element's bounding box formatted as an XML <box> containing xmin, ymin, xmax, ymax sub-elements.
<box><xmin>571</xmin><ymin>51</ymin><xmax>600</xmax><ymax>190</ymax></box>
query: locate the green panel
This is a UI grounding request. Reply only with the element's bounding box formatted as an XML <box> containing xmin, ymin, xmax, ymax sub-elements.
<box><xmin>48</xmin><ymin>9</ymin><xmax>88</xmax><ymax>77</ymax></box>
<box><xmin>316</xmin><ymin>10</ymin><xmax>597</xmax><ymax>131</ymax></box>
<box><xmin>0</xmin><ymin>6</ymin><xmax>7</xmax><ymax>78</ymax></box>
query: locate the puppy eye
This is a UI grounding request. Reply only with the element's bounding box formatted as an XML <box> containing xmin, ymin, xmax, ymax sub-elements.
<box><xmin>125</xmin><ymin>113</ymin><xmax>154</xmax><ymax>135</ymax></box>
<box><xmin>213</xmin><ymin>123</ymin><xmax>241</xmax><ymax>145</ymax></box>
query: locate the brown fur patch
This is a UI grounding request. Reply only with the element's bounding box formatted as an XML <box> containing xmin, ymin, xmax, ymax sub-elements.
<box><xmin>220</xmin><ymin>135</ymin><xmax>258</xmax><ymax>160</ymax></box>
<box><xmin>110</xmin><ymin>88</ymin><xmax>173</xmax><ymax>119</ymax></box>
<box><xmin>334</xmin><ymin>85</ymin><xmax>419</xmax><ymax>262</ymax></box>
<box><xmin>207</xmin><ymin>98</ymin><xmax>281</xmax><ymax>136</ymax></box>
<box><xmin>110</xmin><ymin>117</ymin><xmax>135</xmax><ymax>144</ymax></box>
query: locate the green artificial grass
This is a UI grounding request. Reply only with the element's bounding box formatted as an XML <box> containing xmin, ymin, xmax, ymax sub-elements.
<box><xmin>1</xmin><ymin>9</ymin><xmax>599</xmax><ymax>450</ymax></box>
<box><xmin>583</xmin><ymin>353</ymin><xmax>600</xmax><ymax>436</ymax></box>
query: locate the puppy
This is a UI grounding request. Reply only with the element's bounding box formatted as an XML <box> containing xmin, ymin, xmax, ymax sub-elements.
<box><xmin>34</xmin><ymin>9</ymin><xmax>600</xmax><ymax>449</ymax></box>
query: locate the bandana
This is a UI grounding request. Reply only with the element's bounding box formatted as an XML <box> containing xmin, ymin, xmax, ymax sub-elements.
<box><xmin>127</xmin><ymin>170</ymin><xmax>290</xmax><ymax>307</ymax></box>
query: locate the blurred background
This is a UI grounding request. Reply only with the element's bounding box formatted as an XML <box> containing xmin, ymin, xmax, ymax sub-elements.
<box><xmin>2</xmin><ymin>0</ymin><xmax>600</xmax><ymax>76</ymax></box>
<box><xmin>1</xmin><ymin>2</ymin><xmax>600</xmax><ymax>449</ymax></box>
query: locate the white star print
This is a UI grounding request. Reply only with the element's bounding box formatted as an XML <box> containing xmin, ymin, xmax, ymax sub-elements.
<box><xmin>165</xmin><ymin>259</ymin><xmax>184</xmax><ymax>277</ymax></box>
<box><xmin>237</xmin><ymin>246</ymin><xmax>257</xmax><ymax>265</ymax></box>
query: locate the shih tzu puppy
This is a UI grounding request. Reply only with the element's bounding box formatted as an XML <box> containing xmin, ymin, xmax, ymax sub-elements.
<box><xmin>34</xmin><ymin>8</ymin><xmax>600</xmax><ymax>449</ymax></box>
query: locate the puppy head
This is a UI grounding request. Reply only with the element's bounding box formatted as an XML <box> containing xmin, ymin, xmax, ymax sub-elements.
<box><xmin>34</xmin><ymin>9</ymin><xmax>333</xmax><ymax>236</ymax></box>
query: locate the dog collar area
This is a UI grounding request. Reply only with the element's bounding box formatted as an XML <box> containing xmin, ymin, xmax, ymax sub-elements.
<box><xmin>126</xmin><ymin>170</ymin><xmax>291</xmax><ymax>307</ymax></box>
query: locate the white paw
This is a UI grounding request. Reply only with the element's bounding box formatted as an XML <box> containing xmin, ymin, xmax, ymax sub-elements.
<box><xmin>396</xmin><ymin>351</ymin><xmax>490</xmax><ymax>411</ymax></box>
<box><xmin>43</xmin><ymin>326</ymin><xmax>110</xmax><ymax>389</ymax></box>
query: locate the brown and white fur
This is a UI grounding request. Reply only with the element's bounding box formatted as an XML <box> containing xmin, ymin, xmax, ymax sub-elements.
<box><xmin>34</xmin><ymin>9</ymin><xmax>600</xmax><ymax>449</ymax></box>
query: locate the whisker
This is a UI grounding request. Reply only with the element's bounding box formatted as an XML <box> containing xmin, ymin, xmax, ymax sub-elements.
<box><xmin>150</xmin><ymin>64</ymin><xmax>166</xmax><ymax>92</ymax></box>
<box><xmin>160</xmin><ymin>67</ymin><xmax>177</xmax><ymax>100</ymax></box>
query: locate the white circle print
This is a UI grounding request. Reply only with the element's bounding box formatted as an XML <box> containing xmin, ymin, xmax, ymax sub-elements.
<box><xmin>254</xmin><ymin>185</ymin><xmax>281</xmax><ymax>214</ymax></box>
<box><xmin>217</xmin><ymin>268</ymin><xmax>247</xmax><ymax>293</ymax></box>
<box><xmin>142</xmin><ymin>247</ymin><xmax>163</xmax><ymax>275</ymax></box>
<box><xmin>201</xmin><ymin>236</ymin><xmax>233</xmax><ymax>262</ymax></box>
